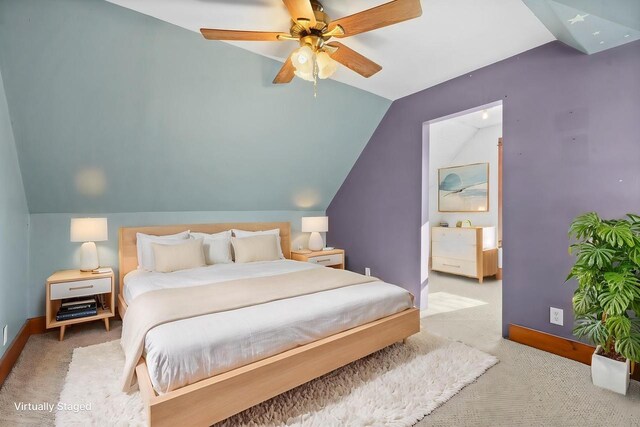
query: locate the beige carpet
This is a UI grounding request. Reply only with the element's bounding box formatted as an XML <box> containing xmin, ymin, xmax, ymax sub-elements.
<box><xmin>56</xmin><ymin>334</ymin><xmax>496</xmax><ymax>426</ymax></box>
<box><xmin>417</xmin><ymin>272</ymin><xmax>640</xmax><ymax>426</ymax></box>
<box><xmin>420</xmin><ymin>292</ymin><xmax>487</xmax><ymax>317</ymax></box>
<box><xmin>1</xmin><ymin>275</ymin><xmax>639</xmax><ymax>426</ymax></box>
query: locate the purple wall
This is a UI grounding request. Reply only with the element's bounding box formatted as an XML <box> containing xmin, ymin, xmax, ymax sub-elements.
<box><xmin>327</xmin><ymin>40</ymin><xmax>640</xmax><ymax>339</ymax></box>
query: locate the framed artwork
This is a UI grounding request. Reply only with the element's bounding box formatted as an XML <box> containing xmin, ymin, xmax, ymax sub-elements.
<box><xmin>438</xmin><ymin>162</ymin><xmax>489</xmax><ymax>212</ymax></box>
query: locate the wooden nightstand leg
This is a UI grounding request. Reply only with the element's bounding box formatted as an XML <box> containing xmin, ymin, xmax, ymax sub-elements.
<box><xmin>59</xmin><ymin>325</ymin><xmax>66</xmax><ymax>341</ymax></box>
<box><xmin>104</xmin><ymin>317</ymin><xmax>110</xmax><ymax>332</ymax></box>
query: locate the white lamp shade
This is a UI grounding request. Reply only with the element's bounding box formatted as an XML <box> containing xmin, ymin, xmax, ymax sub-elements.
<box><xmin>302</xmin><ymin>216</ymin><xmax>328</xmax><ymax>233</ymax></box>
<box><xmin>70</xmin><ymin>218</ymin><xmax>108</xmax><ymax>242</ymax></box>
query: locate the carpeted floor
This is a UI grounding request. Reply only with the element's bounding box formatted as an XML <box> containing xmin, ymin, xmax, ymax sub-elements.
<box><xmin>1</xmin><ymin>273</ymin><xmax>639</xmax><ymax>426</ymax></box>
<box><xmin>417</xmin><ymin>272</ymin><xmax>640</xmax><ymax>426</ymax></box>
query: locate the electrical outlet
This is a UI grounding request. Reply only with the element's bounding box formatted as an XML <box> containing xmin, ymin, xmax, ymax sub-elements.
<box><xmin>365</xmin><ymin>267</ymin><xmax>371</xmax><ymax>277</ymax></box>
<box><xmin>2</xmin><ymin>325</ymin><xmax>7</xmax><ymax>346</ymax></box>
<box><xmin>550</xmin><ymin>307</ymin><xmax>563</xmax><ymax>326</ymax></box>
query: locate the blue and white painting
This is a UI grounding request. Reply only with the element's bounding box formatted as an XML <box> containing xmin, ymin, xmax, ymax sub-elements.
<box><xmin>438</xmin><ymin>163</ymin><xmax>489</xmax><ymax>212</ymax></box>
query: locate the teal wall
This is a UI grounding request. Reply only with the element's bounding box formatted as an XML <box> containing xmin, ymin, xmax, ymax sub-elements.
<box><xmin>0</xmin><ymin>0</ymin><xmax>391</xmax><ymax>322</ymax></box>
<box><xmin>0</xmin><ymin>0</ymin><xmax>391</xmax><ymax>214</ymax></box>
<box><xmin>28</xmin><ymin>211</ymin><xmax>323</xmax><ymax>317</ymax></box>
<box><xmin>0</xmin><ymin>67</ymin><xmax>29</xmax><ymax>357</ymax></box>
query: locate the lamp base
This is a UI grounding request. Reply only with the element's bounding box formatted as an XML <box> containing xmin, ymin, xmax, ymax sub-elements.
<box><xmin>80</xmin><ymin>241</ymin><xmax>100</xmax><ymax>272</ymax></box>
<box><xmin>308</xmin><ymin>232</ymin><xmax>324</xmax><ymax>251</ymax></box>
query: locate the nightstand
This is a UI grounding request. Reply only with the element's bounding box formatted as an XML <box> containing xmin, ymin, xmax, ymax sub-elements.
<box><xmin>291</xmin><ymin>249</ymin><xmax>345</xmax><ymax>269</ymax></box>
<box><xmin>45</xmin><ymin>269</ymin><xmax>115</xmax><ymax>341</ymax></box>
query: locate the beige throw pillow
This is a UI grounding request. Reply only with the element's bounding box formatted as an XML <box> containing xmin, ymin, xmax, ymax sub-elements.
<box><xmin>231</xmin><ymin>235</ymin><xmax>280</xmax><ymax>263</ymax></box>
<box><xmin>152</xmin><ymin>239</ymin><xmax>206</xmax><ymax>273</ymax></box>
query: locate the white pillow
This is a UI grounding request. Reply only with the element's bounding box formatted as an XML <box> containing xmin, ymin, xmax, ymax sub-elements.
<box><xmin>152</xmin><ymin>239</ymin><xmax>206</xmax><ymax>273</ymax></box>
<box><xmin>136</xmin><ymin>230</ymin><xmax>190</xmax><ymax>271</ymax></box>
<box><xmin>232</xmin><ymin>228</ymin><xmax>284</xmax><ymax>259</ymax></box>
<box><xmin>231</xmin><ymin>235</ymin><xmax>280</xmax><ymax>263</ymax></box>
<box><xmin>191</xmin><ymin>231</ymin><xmax>233</xmax><ymax>264</ymax></box>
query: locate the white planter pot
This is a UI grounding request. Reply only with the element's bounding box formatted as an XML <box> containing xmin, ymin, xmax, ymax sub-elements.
<box><xmin>591</xmin><ymin>346</ymin><xmax>630</xmax><ymax>395</ymax></box>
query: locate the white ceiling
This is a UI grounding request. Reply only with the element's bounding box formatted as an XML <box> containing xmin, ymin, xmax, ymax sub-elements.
<box><xmin>105</xmin><ymin>0</ymin><xmax>555</xmax><ymax>100</ymax></box>
<box><xmin>452</xmin><ymin>105</ymin><xmax>503</xmax><ymax>129</ymax></box>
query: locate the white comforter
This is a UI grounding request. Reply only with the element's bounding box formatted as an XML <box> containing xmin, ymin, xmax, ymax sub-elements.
<box><xmin>124</xmin><ymin>260</ymin><xmax>413</xmax><ymax>394</ymax></box>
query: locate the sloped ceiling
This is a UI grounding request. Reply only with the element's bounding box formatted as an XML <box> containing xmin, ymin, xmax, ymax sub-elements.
<box><xmin>523</xmin><ymin>0</ymin><xmax>640</xmax><ymax>54</ymax></box>
<box><xmin>0</xmin><ymin>0</ymin><xmax>391</xmax><ymax>214</ymax></box>
<box><xmin>105</xmin><ymin>0</ymin><xmax>556</xmax><ymax>100</ymax></box>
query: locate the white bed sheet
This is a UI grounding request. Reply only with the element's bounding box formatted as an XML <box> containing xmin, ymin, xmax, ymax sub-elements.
<box><xmin>123</xmin><ymin>260</ymin><xmax>413</xmax><ymax>394</ymax></box>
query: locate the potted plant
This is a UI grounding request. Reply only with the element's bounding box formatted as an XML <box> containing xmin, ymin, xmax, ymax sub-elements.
<box><xmin>567</xmin><ymin>212</ymin><xmax>640</xmax><ymax>395</ymax></box>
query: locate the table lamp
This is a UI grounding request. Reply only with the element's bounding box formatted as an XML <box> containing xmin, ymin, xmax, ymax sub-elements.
<box><xmin>302</xmin><ymin>216</ymin><xmax>328</xmax><ymax>251</ymax></box>
<box><xmin>70</xmin><ymin>218</ymin><xmax>108</xmax><ymax>271</ymax></box>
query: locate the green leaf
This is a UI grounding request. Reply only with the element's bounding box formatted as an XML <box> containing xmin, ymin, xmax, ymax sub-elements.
<box><xmin>598</xmin><ymin>288</ymin><xmax>632</xmax><ymax>316</ymax></box>
<box><xmin>573</xmin><ymin>315</ymin><xmax>608</xmax><ymax>347</ymax></box>
<box><xmin>630</xmin><ymin>247</ymin><xmax>640</xmax><ymax>267</ymax></box>
<box><xmin>597</xmin><ymin>222</ymin><xmax>635</xmax><ymax>248</ymax></box>
<box><xmin>568</xmin><ymin>212</ymin><xmax>601</xmax><ymax>240</ymax></box>
<box><xmin>576</xmin><ymin>243</ymin><xmax>615</xmax><ymax>269</ymax></box>
<box><xmin>614</xmin><ymin>334</ymin><xmax>640</xmax><ymax>363</ymax></box>
<box><xmin>572</xmin><ymin>289</ymin><xmax>598</xmax><ymax>315</ymax></box>
<box><xmin>627</xmin><ymin>213</ymin><xmax>640</xmax><ymax>224</ymax></box>
<box><xmin>566</xmin><ymin>264</ymin><xmax>599</xmax><ymax>287</ymax></box>
<box><xmin>605</xmin><ymin>315</ymin><xmax>631</xmax><ymax>338</ymax></box>
<box><xmin>604</xmin><ymin>271</ymin><xmax>640</xmax><ymax>295</ymax></box>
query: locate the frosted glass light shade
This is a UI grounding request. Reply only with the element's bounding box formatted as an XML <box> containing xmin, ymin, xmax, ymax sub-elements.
<box><xmin>294</xmin><ymin>69</ymin><xmax>315</xmax><ymax>82</ymax></box>
<box><xmin>291</xmin><ymin>45</ymin><xmax>314</xmax><ymax>74</ymax></box>
<box><xmin>302</xmin><ymin>216</ymin><xmax>328</xmax><ymax>233</ymax></box>
<box><xmin>316</xmin><ymin>52</ymin><xmax>338</xmax><ymax>79</ymax></box>
<box><xmin>70</xmin><ymin>218</ymin><xmax>108</xmax><ymax>242</ymax></box>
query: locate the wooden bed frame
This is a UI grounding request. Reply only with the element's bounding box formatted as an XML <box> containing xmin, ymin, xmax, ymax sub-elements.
<box><xmin>118</xmin><ymin>222</ymin><xmax>420</xmax><ymax>427</ymax></box>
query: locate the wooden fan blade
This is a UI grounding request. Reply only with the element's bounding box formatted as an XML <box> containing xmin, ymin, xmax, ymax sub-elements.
<box><xmin>273</xmin><ymin>57</ymin><xmax>296</xmax><ymax>84</ymax></box>
<box><xmin>200</xmin><ymin>29</ymin><xmax>289</xmax><ymax>41</ymax></box>
<box><xmin>327</xmin><ymin>42</ymin><xmax>381</xmax><ymax>78</ymax></box>
<box><xmin>282</xmin><ymin>0</ymin><xmax>317</xmax><ymax>27</ymax></box>
<box><xmin>329</xmin><ymin>0</ymin><xmax>422</xmax><ymax>37</ymax></box>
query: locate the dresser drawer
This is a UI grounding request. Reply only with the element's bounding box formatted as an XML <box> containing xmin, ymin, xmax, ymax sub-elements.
<box><xmin>50</xmin><ymin>277</ymin><xmax>112</xmax><ymax>300</ymax></box>
<box><xmin>432</xmin><ymin>228</ymin><xmax>477</xmax><ymax>245</ymax></box>
<box><xmin>307</xmin><ymin>253</ymin><xmax>343</xmax><ymax>267</ymax></box>
<box><xmin>431</xmin><ymin>241</ymin><xmax>476</xmax><ymax>261</ymax></box>
<box><xmin>432</xmin><ymin>257</ymin><xmax>477</xmax><ymax>277</ymax></box>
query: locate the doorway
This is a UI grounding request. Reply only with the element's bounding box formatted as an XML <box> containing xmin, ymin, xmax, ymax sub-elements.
<box><xmin>420</xmin><ymin>102</ymin><xmax>503</xmax><ymax>341</ymax></box>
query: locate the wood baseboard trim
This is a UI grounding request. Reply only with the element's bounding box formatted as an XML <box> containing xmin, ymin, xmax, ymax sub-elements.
<box><xmin>28</xmin><ymin>316</ymin><xmax>47</xmax><ymax>335</ymax></box>
<box><xmin>0</xmin><ymin>316</ymin><xmax>47</xmax><ymax>389</ymax></box>
<box><xmin>509</xmin><ymin>324</ymin><xmax>639</xmax><ymax>381</ymax></box>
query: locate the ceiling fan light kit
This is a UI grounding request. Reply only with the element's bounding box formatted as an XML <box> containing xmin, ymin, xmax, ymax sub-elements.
<box><xmin>200</xmin><ymin>0</ymin><xmax>422</xmax><ymax>94</ymax></box>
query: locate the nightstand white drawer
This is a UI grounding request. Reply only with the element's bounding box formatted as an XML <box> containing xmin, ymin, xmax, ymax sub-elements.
<box><xmin>50</xmin><ymin>277</ymin><xmax>111</xmax><ymax>300</ymax></box>
<box><xmin>307</xmin><ymin>253</ymin><xmax>343</xmax><ymax>267</ymax></box>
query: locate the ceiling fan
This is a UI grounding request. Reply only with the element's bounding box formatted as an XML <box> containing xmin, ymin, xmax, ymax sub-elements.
<box><xmin>200</xmin><ymin>0</ymin><xmax>422</xmax><ymax>87</ymax></box>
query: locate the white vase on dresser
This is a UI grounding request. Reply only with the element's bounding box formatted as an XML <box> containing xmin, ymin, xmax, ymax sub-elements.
<box><xmin>431</xmin><ymin>226</ymin><xmax>498</xmax><ymax>283</ymax></box>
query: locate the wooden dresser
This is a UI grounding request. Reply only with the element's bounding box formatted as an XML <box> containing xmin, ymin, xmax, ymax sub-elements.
<box><xmin>431</xmin><ymin>227</ymin><xmax>498</xmax><ymax>283</ymax></box>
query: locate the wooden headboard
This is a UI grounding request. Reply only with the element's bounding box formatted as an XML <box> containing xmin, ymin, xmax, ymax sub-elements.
<box><xmin>118</xmin><ymin>222</ymin><xmax>291</xmax><ymax>295</ymax></box>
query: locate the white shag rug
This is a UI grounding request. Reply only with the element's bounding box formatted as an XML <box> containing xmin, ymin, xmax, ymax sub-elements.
<box><xmin>56</xmin><ymin>333</ymin><xmax>497</xmax><ymax>427</ymax></box>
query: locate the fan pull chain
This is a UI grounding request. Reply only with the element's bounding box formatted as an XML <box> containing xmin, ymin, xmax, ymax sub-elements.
<box><xmin>313</xmin><ymin>57</ymin><xmax>319</xmax><ymax>98</ymax></box>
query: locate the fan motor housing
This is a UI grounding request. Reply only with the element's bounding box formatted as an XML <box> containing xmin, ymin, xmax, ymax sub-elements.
<box><xmin>290</xmin><ymin>0</ymin><xmax>330</xmax><ymax>38</ymax></box>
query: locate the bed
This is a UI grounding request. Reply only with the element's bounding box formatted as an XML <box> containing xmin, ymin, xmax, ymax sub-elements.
<box><xmin>118</xmin><ymin>222</ymin><xmax>420</xmax><ymax>426</ymax></box>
